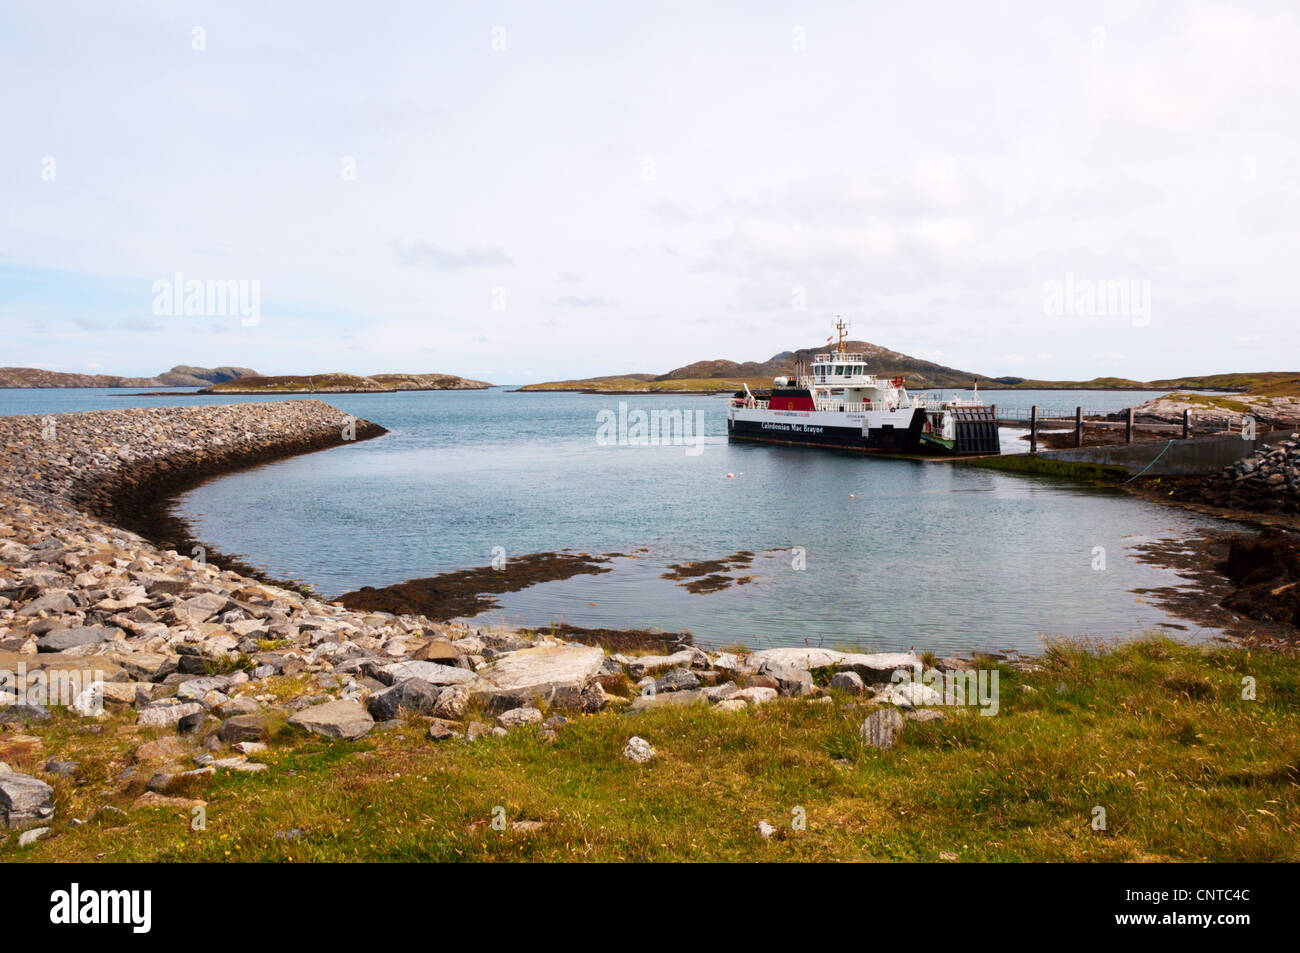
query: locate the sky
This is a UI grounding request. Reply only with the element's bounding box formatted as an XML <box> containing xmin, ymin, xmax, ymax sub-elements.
<box><xmin>1</xmin><ymin>0</ymin><xmax>1297</xmax><ymax>385</ymax></box>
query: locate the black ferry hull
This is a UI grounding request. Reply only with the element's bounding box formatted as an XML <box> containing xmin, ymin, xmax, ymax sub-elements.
<box><xmin>727</xmin><ymin>407</ymin><xmax>927</xmax><ymax>454</ymax></box>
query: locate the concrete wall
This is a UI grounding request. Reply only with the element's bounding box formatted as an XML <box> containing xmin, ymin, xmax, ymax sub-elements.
<box><xmin>1026</xmin><ymin>429</ymin><xmax>1297</xmax><ymax>476</ymax></box>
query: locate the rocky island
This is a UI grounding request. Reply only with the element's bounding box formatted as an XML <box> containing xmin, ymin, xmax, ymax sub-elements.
<box><xmin>1130</xmin><ymin>389</ymin><xmax>1300</xmax><ymax>431</ymax></box>
<box><xmin>201</xmin><ymin>372</ymin><xmax>492</xmax><ymax>394</ymax></box>
<box><xmin>0</xmin><ymin>365</ymin><xmax>492</xmax><ymax>394</ymax></box>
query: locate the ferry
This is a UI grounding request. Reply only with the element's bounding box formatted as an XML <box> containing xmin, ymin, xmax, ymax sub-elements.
<box><xmin>726</xmin><ymin>319</ymin><xmax>1000</xmax><ymax>456</ymax></box>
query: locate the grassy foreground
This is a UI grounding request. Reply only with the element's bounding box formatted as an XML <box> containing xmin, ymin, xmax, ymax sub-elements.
<box><xmin>4</xmin><ymin>637</ymin><xmax>1297</xmax><ymax>862</ymax></box>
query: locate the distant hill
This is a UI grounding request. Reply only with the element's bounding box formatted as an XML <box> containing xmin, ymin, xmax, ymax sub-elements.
<box><xmin>655</xmin><ymin>340</ymin><xmax>989</xmax><ymax>387</ymax></box>
<box><xmin>522</xmin><ymin>340</ymin><xmax>992</xmax><ymax>392</ymax></box>
<box><xmin>159</xmin><ymin>365</ymin><xmax>260</xmax><ymax>386</ymax></box>
<box><xmin>204</xmin><ymin>372</ymin><xmax>493</xmax><ymax>394</ymax></box>
<box><xmin>0</xmin><ymin>364</ymin><xmax>494</xmax><ymax>393</ymax></box>
<box><xmin>978</xmin><ymin>372</ymin><xmax>1300</xmax><ymax>395</ymax></box>
<box><xmin>0</xmin><ymin>365</ymin><xmax>261</xmax><ymax>388</ymax></box>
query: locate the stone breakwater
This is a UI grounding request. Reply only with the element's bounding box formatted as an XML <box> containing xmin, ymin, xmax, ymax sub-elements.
<box><xmin>1215</xmin><ymin>435</ymin><xmax>1300</xmax><ymax>497</ymax></box>
<box><xmin>1171</xmin><ymin>432</ymin><xmax>1300</xmax><ymax>516</ymax></box>
<box><xmin>0</xmin><ymin>401</ymin><xmax>387</xmax><ymax>549</ymax></box>
<box><xmin>0</xmin><ymin>400</ymin><xmax>941</xmax><ymax>840</ymax></box>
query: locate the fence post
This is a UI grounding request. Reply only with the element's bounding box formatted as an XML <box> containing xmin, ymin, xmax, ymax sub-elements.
<box><xmin>1183</xmin><ymin>408</ymin><xmax>1190</xmax><ymax>440</ymax></box>
<box><xmin>1126</xmin><ymin>407</ymin><xmax>1134</xmax><ymax>444</ymax></box>
<box><xmin>1030</xmin><ymin>405</ymin><xmax>1038</xmax><ymax>454</ymax></box>
<box><xmin>1075</xmin><ymin>406</ymin><xmax>1083</xmax><ymax>448</ymax></box>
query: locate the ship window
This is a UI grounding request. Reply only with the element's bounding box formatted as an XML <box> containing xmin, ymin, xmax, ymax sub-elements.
<box><xmin>835</xmin><ymin>366</ymin><xmax>844</xmax><ymax>376</ymax></box>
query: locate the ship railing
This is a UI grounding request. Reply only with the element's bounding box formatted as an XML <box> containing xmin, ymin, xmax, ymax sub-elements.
<box><xmin>916</xmin><ymin>398</ymin><xmax>997</xmax><ymax>411</ymax></box>
<box><xmin>811</xmin><ymin>353</ymin><xmax>866</xmax><ymax>364</ymax></box>
<box><xmin>814</xmin><ymin>400</ymin><xmax>891</xmax><ymax>413</ymax></box>
<box><xmin>995</xmin><ymin>407</ymin><xmax>1104</xmax><ymax>422</ymax></box>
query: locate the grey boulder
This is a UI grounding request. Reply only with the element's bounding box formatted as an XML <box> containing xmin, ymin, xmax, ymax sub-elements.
<box><xmin>758</xmin><ymin>660</ymin><xmax>814</xmax><ymax>697</ymax></box>
<box><xmin>17</xmin><ymin>590</ymin><xmax>78</xmax><ymax>617</ymax></box>
<box><xmin>496</xmin><ymin>707</ymin><xmax>543</xmax><ymax>729</ymax></box>
<box><xmin>830</xmin><ymin>671</ymin><xmax>865</xmax><ymax>695</ymax></box>
<box><xmin>471</xmin><ymin>643</ymin><xmax>605</xmax><ymax>710</ymax></box>
<box><xmin>137</xmin><ymin>702</ymin><xmax>205</xmax><ymax>728</ymax></box>
<box><xmin>36</xmin><ymin>625</ymin><xmax>120</xmax><ymax>653</ymax></box>
<box><xmin>860</xmin><ymin>708</ymin><xmax>906</xmax><ymax>750</ymax></box>
<box><xmin>653</xmin><ymin>667</ymin><xmax>700</xmax><ymax>694</ymax></box>
<box><xmin>433</xmin><ymin>685</ymin><xmax>470</xmax><ymax>720</ymax></box>
<box><xmin>376</xmin><ymin>660</ymin><xmax>476</xmax><ymax>687</ymax></box>
<box><xmin>0</xmin><ymin>772</ymin><xmax>55</xmax><ymax>830</ymax></box>
<box><xmin>367</xmin><ymin>678</ymin><xmax>438</xmax><ymax>721</ymax></box>
<box><xmin>218</xmin><ymin>714</ymin><xmax>270</xmax><ymax>743</ymax></box>
<box><xmin>623</xmin><ymin>736</ymin><xmax>656</xmax><ymax>763</ymax></box>
<box><xmin>288</xmin><ymin>699</ymin><xmax>374</xmax><ymax>740</ymax></box>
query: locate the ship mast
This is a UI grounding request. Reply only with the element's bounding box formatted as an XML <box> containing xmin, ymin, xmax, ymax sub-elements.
<box><xmin>834</xmin><ymin>315</ymin><xmax>849</xmax><ymax>359</ymax></box>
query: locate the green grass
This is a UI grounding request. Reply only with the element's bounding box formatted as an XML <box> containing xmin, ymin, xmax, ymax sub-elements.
<box><xmin>4</xmin><ymin>637</ymin><xmax>1297</xmax><ymax>862</ymax></box>
<box><xmin>1162</xmin><ymin>393</ymin><xmax>1255</xmax><ymax>413</ymax></box>
<box><xmin>203</xmin><ymin>653</ymin><xmax>257</xmax><ymax>676</ymax></box>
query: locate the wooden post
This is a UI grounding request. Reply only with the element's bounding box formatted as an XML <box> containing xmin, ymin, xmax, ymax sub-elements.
<box><xmin>1030</xmin><ymin>405</ymin><xmax>1038</xmax><ymax>454</ymax></box>
<box><xmin>1126</xmin><ymin>407</ymin><xmax>1134</xmax><ymax>444</ymax></box>
<box><xmin>1183</xmin><ymin>408</ymin><xmax>1191</xmax><ymax>440</ymax></box>
<box><xmin>1075</xmin><ymin>406</ymin><xmax>1084</xmax><ymax>448</ymax></box>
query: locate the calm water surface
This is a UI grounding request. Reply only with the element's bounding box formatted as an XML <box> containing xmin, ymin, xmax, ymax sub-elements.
<box><xmin>0</xmin><ymin>387</ymin><xmax>1235</xmax><ymax>654</ymax></box>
